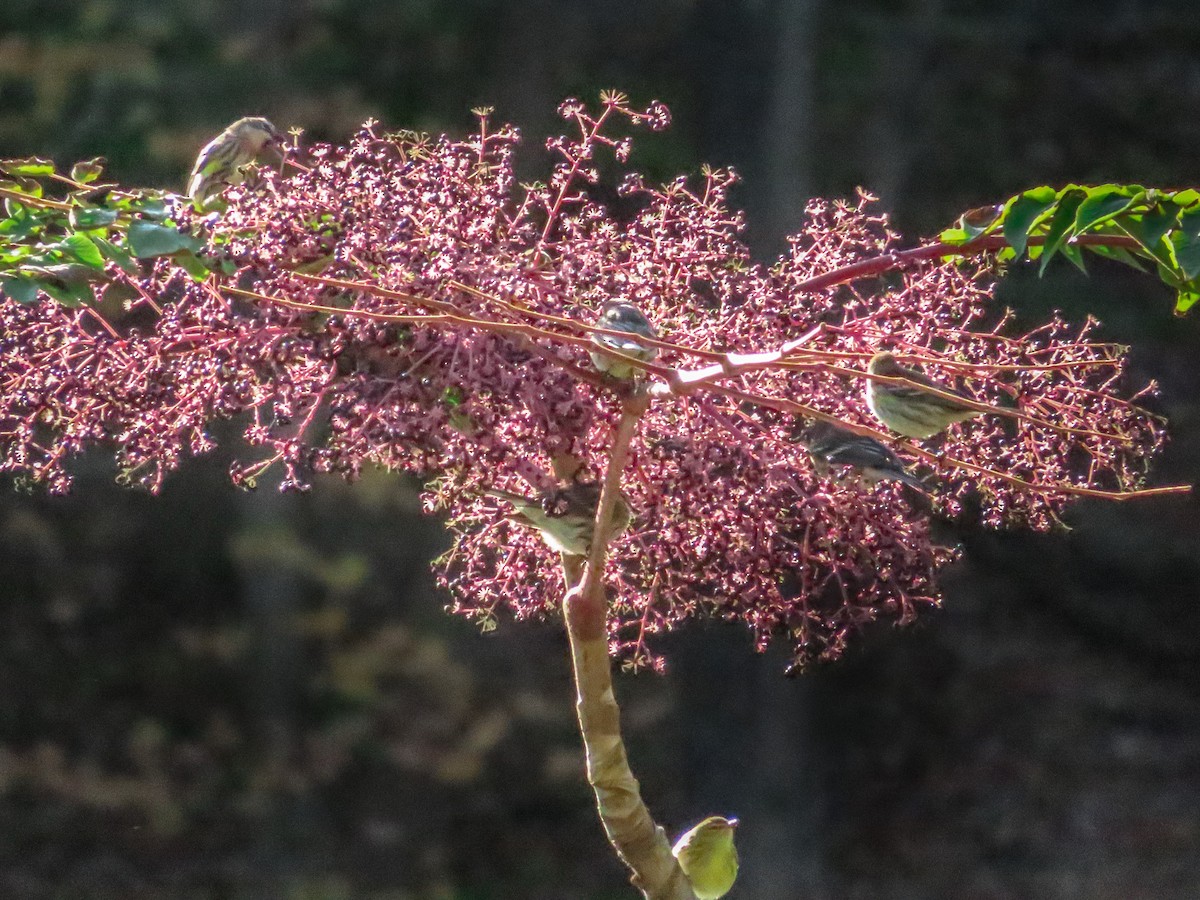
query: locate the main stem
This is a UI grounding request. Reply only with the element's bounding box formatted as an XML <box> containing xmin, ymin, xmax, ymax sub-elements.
<box><xmin>561</xmin><ymin>390</ymin><xmax>696</xmax><ymax>900</ymax></box>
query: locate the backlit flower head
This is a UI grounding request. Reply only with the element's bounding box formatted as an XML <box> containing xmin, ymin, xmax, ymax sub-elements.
<box><xmin>1</xmin><ymin>96</ymin><xmax>1169</xmax><ymax>669</ymax></box>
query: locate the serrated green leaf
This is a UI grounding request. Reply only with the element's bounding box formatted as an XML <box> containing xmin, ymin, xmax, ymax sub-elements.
<box><xmin>68</xmin><ymin>206</ymin><xmax>119</xmax><ymax>230</ymax></box>
<box><xmin>59</xmin><ymin>233</ymin><xmax>105</xmax><ymax>269</ymax></box>
<box><xmin>1</xmin><ymin>276</ymin><xmax>39</xmax><ymax>304</ymax></box>
<box><xmin>70</xmin><ymin>158</ymin><xmax>106</xmax><ymax>184</ymax></box>
<box><xmin>1074</xmin><ymin>187</ymin><xmax>1135</xmax><ymax>233</ymax></box>
<box><xmin>128</xmin><ymin>220</ymin><xmax>203</xmax><ymax>258</ymax></box>
<box><xmin>1038</xmin><ymin>189</ymin><xmax>1087</xmax><ymax>276</ymax></box>
<box><xmin>1002</xmin><ymin>187</ymin><xmax>1056</xmax><ymax>258</ymax></box>
<box><xmin>0</xmin><ymin>157</ymin><xmax>55</xmax><ymax>177</ymax></box>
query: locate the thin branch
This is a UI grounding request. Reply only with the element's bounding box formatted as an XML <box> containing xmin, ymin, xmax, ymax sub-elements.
<box><xmin>560</xmin><ymin>389</ymin><xmax>695</xmax><ymax>900</ymax></box>
<box><xmin>790</xmin><ymin>233</ymin><xmax>1143</xmax><ymax>294</ymax></box>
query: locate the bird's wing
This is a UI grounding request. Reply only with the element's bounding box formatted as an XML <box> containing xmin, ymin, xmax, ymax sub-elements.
<box><xmin>189</xmin><ymin>135</ymin><xmax>230</xmax><ymax>183</ymax></box>
<box><xmin>823</xmin><ymin>440</ymin><xmax>898</xmax><ymax>470</ymax></box>
<box><xmin>894</xmin><ymin>366</ymin><xmax>977</xmax><ymax>409</ymax></box>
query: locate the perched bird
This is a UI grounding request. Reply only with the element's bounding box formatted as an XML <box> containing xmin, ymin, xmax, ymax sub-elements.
<box><xmin>866</xmin><ymin>351</ymin><xmax>993</xmax><ymax>439</ymax></box>
<box><xmin>672</xmin><ymin>816</ymin><xmax>739</xmax><ymax>900</ymax></box>
<box><xmin>486</xmin><ymin>482</ymin><xmax>632</xmax><ymax>557</ymax></box>
<box><xmin>187</xmin><ymin>116</ymin><xmax>284</xmax><ymax>209</ymax></box>
<box><xmin>798</xmin><ymin>420</ymin><xmax>928</xmax><ymax>493</ymax></box>
<box><xmin>590</xmin><ymin>301</ymin><xmax>658</xmax><ymax>379</ymax></box>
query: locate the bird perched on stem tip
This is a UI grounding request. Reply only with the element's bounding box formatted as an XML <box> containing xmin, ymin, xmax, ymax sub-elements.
<box><xmin>866</xmin><ymin>350</ymin><xmax>996</xmax><ymax>439</ymax></box>
<box><xmin>188</xmin><ymin>116</ymin><xmax>285</xmax><ymax>210</ymax></box>
<box><xmin>590</xmin><ymin>301</ymin><xmax>659</xmax><ymax>379</ymax></box>
<box><xmin>798</xmin><ymin>420</ymin><xmax>929</xmax><ymax>493</ymax></box>
<box><xmin>485</xmin><ymin>482</ymin><xmax>632</xmax><ymax>557</ymax></box>
<box><xmin>672</xmin><ymin>815</ymin><xmax>739</xmax><ymax>900</ymax></box>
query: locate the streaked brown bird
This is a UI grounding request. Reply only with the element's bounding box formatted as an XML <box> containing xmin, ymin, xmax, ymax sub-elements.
<box><xmin>866</xmin><ymin>351</ymin><xmax>998</xmax><ymax>439</ymax></box>
<box><xmin>187</xmin><ymin>116</ymin><xmax>284</xmax><ymax>209</ymax></box>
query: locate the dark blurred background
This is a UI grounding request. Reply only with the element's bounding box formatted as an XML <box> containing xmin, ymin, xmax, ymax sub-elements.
<box><xmin>3</xmin><ymin>1</ymin><xmax>1200</xmax><ymax>898</ymax></box>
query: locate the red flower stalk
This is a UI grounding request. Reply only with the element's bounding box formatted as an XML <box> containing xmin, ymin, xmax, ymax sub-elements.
<box><xmin>0</xmin><ymin>94</ymin><xmax>1174</xmax><ymax>670</ymax></box>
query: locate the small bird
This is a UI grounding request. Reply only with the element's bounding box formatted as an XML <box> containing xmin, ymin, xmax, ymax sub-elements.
<box><xmin>866</xmin><ymin>351</ymin><xmax>992</xmax><ymax>439</ymax></box>
<box><xmin>486</xmin><ymin>482</ymin><xmax>632</xmax><ymax>557</ymax></box>
<box><xmin>187</xmin><ymin>116</ymin><xmax>285</xmax><ymax>209</ymax></box>
<box><xmin>798</xmin><ymin>420</ymin><xmax>928</xmax><ymax>493</ymax></box>
<box><xmin>590</xmin><ymin>301</ymin><xmax>658</xmax><ymax>379</ymax></box>
<box><xmin>672</xmin><ymin>816</ymin><xmax>739</xmax><ymax>900</ymax></box>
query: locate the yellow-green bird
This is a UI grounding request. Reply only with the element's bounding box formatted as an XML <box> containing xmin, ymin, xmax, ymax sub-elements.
<box><xmin>672</xmin><ymin>816</ymin><xmax>739</xmax><ymax>900</ymax></box>
<box><xmin>187</xmin><ymin>116</ymin><xmax>284</xmax><ymax>209</ymax></box>
<box><xmin>486</xmin><ymin>482</ymin><xmax>632</xmax><ymax>557</ymax></box>
<box><xmin>866</xmin><ymin>350</ymin><xmax>997</xmax><ymax>439</ymax></box>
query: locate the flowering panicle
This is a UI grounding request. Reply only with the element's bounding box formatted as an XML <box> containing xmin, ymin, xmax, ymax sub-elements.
<box><xmin>0</xmin><ymin>96</ymin><xmax>1171</xmax><ymax>668</ymax></box>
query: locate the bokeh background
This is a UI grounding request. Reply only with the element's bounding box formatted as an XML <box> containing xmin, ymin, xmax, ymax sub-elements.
<box><xmin>3</xmin><ymin>1</ymin><xmax>1200</xmax><ymax>898</ymax></box>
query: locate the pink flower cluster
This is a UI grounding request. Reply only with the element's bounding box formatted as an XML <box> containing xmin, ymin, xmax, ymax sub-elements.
<box><xmin>0</xmin><ymin>96</ymin><xmax>1166</xmax><ymax>668</ymax></box>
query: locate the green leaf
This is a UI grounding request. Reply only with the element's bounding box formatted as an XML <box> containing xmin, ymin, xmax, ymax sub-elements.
<box><xmin>59</xmin><ymin>233</ymin><xmax>105</xmax><ymax>269</ymax></box>
<box><xmin>1086</xmin><ymin>243</ymin><xmax>1148</xmax><ymax>272</ymax></box>
<box><xmin>1</xmin><ymin>176</ymin><xmax>43</xmax><ymax>200</ymax></box>
<box><xmin>1038</xmin><ymin>188</ymin><xmax>1087</xmax><ymax>276</ymax></box>
<box><xmin>1177</xmin><ymin>206</ymin><xmax>1200</xmax><ymax>240</ymax></box>
<box><xmin>128</xmin><ymin>220</ymin><xmax>203</xmax><ymax>258</ymax></box>
<box><xmin>1074</xmin><ymin>187</ymin><xmax>1135</xmax><ymax>233</ymax></box>
<box><xmin>1173</xmin><ymin>232</ymin><xmax>1200</xmax><ymax>280</ymax></box>
<box><xmin>37</xmin><ymin>277</ymin><xmax>92</xmax><ymax>307</ymax></box>
<box><xmin>1002</xmin><ymin>187</ymin><xmax>1056</xmax><ymax>258</ymax></box>
<box><xmin>93</xmin><ymin>236</ymin><xmax>138</xmax><ymax>274</ymax></box>
<box><xmin>70</xmin><ymin>158</ymin><xmax>106</xmax><ymax>184</ymax></box>
<box><xmin>68</xmin><ymin>206</ymin><xmax>119</xmax><ymax>230</ymax></box>
<box><xmin>1124</xmin><ymin>204</ymin><xmax>1179</xmax><ymax>254</ymax></box>
<box><xmin>173</xmin><ymin>250</ymin><xmax>213</xmax><ymax>281</ymax></box>
<box><xmin>1175</xmin><ymin>289</ymin><xmax>1200</xmax><ymax>315</ymax></box>
<box><xmin>1061</xmin><ymin>241</ymin><xmax>1087</xmax><ymax>273</ymax></box>
<box><xmin>1170</xmin><ymin>188</ymin><xmax>1200</xmax><ymax>208</ymax></box>
<box><xmin>938</xmin><ymin>226</ymin><xmax>970</xmax><ymax>245</ymax></box>
<box><xmin>0</xmin><ymin>157</ymin><xmax>55</xmax><ymax>177</ymax></box>
<box><xmin>131</xmin><ymin>196</ymin><xmax>169</xmax><ymax>219</ymax></box>
<box><xmin>0</xmin><ymin>204</ymin><xmax>40</xmax><ymax>240</ymax></box>
<box><xmin>0</xmin><ymin>243</ymin><xmax>32</xmax><ymax>264</ymax></box>
<box><xmin>1</xmin><ymin>276</ymin><xmax>39</xmax><ymax>304</ymax></box>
